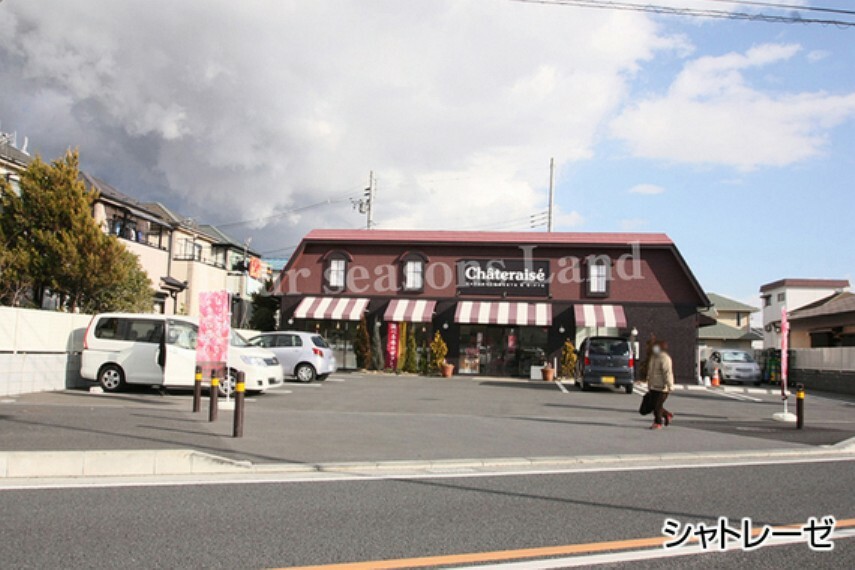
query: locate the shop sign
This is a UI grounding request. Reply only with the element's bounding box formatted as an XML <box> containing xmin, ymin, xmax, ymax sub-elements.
<box><xmin>457</xmin><ymin>259</ymin><xmax>549</xmax><ymax>297</ymax></box>
<box><xmin>385</xmin><ymin>322</ymin><xmax>399</xmax><ymax>369</ymax></box>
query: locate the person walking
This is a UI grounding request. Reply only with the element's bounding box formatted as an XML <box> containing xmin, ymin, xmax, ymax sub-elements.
<box><xmin>646</xmin><ymin>340</ymin><xmax>675</xmax><ymax>430</ymax></box>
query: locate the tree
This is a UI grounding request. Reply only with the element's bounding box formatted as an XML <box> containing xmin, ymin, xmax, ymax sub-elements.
<box><xmin>403</xmin><ymin>327</ymin><xmax>418</xmax><ymax>373</ymax></box>
<box><xmin>354</xmin><ymin>316</ymin><xmax>372</xmax><ymax>370</ymax></box>
<box><xmin>560</xmin><ymin>340</ymin><xmax>577</xmax><ymax>379</ymax></box>
<box><xmin>248</xmin><ymin>281</ymin><xmax>279</xmax><ymax>331</ymax></box>
<box><xmin>371</xmin><ymin>321</ymin><xmax>383</xmax><ymax>370</ymax></box>
<box><xmin>0</xmin><ymin>150</ymin><xmax>154</xmax><ymax>311</ymax></box>
<box><xmin>429</xmin><ymin>331</ymin><xmax>448</xmax><ymax>374</ymax></box>
<box><xmin>0</xmin><ymin>182</ymin><xmax>34</xmax><ymax>306</ymax></box>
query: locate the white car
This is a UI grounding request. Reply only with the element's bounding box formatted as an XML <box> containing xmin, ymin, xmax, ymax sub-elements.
<box><xmin>81</xmin><ymin>313</ymin><xmax>284</xmax><ymax>394</ymax></box>
<box><xmin>704</xmin><ymin>350</ymin><xmax>762</xmax><ymax>386</ymax></box>
<box><xmin>247</xmin><ymin>331</ymin><xmax>337</xmax><ymax>382</ymax></box>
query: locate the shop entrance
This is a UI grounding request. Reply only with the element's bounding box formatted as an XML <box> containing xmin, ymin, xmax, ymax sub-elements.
<box><xmin>458</xmin><ymin>325</ymin><xmax>548</xmax><ymax>377</ymax></box>
<box><xmin>301</xmin><ymin>319</ymin><xmax>358</xmax><ymax>369</ymax></box>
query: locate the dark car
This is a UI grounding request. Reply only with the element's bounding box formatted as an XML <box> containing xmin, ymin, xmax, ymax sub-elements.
<box><xmin>575</xmin><ymin>336</ymin><xmax>635</xmax><ymax>394</ymax></box>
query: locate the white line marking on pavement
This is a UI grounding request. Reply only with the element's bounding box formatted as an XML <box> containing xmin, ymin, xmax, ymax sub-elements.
<box><xmin>709</xmin><ymin>390</ymin><xmax>763</xmax><ymax>403</ymax></box>
<box><xmin>2</xmin><ymin>456</ymin><xmax>852</xmax><ymax>491</ymax></box>
<box><xmin>556</xmin><ymin>381</ymin><xmax>569</xmax><ymax>394</ymax></box>
<box><xmin>462</xmin><ymin>529</ymin><xmax>855</xmax><ymax>569</ymax></box>
<box><xmin>325</xmin><ymin>378</ymin><xmax>346</xmax><ymax>382</ymax></box>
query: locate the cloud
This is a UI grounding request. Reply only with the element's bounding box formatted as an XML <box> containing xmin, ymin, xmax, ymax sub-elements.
<box><xmin>0</xmin><ymin>0</ymin><xmax>687</xmax><ymax>252</ymax></box>
<box><xmin>629</xmin><ymin>183</ymin><xmax>665</xmax><ymax>195</ymax></box>
<box><xmin>610</xmin><ymin>43</ymin><xmax>855</xmax><ymax>170</ymax></box>
<box><xmin>807</xmin><ymin>50</ymin><xmax>830</xmax><ymax>63</ymax></box>
<box><xmin>618</xmin><ymin>218</ymin><xmax>649</xmax><ymax>231</ymax></box>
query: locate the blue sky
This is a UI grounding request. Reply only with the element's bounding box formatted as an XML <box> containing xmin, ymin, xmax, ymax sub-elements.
<box><xmin>0</xmin><ymin>1</ymin><xmax>853</xmax><ymax>309</ymax></box>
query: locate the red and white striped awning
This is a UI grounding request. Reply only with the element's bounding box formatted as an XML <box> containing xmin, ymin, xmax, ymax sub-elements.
<box><xmin>293</xmin><ymin>297</ymin><xmax>369</xmax><ymax>321</ymax></box>
<box><xmin>574</xmin><ymin>304</ymin><xmax>627</xmax><ymax>329</ymax></box>
<box><xmin>455</xmin><ymin>301</ymin><xmax>552</xmax><ymax>326</ymax></box>
<box><xmin>384</xmin><ymin>299</ymin><xmax>436</xmax><ymax>323</ymax></box>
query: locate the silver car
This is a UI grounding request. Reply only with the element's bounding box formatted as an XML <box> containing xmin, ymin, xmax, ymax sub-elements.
<box><xmin>247</xmin><ymin>331</ymin><xmax>337</xmax><ymax>382</ymax></box>
<box><xmin>704</xmin><ymin>350</ymin><xmax>762</xmax><ymax>385</ymax></box>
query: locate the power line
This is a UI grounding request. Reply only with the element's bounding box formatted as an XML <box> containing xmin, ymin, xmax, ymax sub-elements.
<box><xmin>217</xmin><ymin>191</ymin><xmax>359</xmax><ymax>229</ymax></box>
<box><xmin>511</xmin><ymin>0</ymin><xmax>855</xmax><ymax>27</ymax></box>
<box><xmin>708</xmin><ymin>0</ymin><xmax>855</xmax><ymax>17</ymax></box>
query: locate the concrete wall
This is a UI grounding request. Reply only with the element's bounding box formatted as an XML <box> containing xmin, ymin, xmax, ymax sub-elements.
<box><xmin>790</xmin><ymin>369</ymin><xmax>855</xmax><ymax>396</ymax></box>
<box><xmin>0</xmin><ymin>307</ymin><xmax>93</xmax><ymax>396</ymax></box>
<box><xmin>123</xmin><ymin>239</ymin><xmax>169</xmax><ymax>291</ymax></box>
<box><xmin>792</xmin><ymin>347</ymin><xmax>855</xmax><ymax>372</ymax></box>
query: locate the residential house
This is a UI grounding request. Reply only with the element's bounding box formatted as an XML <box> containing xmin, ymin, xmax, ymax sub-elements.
<box><xmin>787</xmin><ymin>292</ymin><xmax>855</xmax><ymax>348</ymax></box>
<box><xmin>698</xmin><ymin>293</ymin><xmax>762</xmax><ymax>359</ymax></box>
<box><xmin>0</xmin><ymin>130</ymin><xmax>30</xmax><ymax>195</ymax></box>
<box><xmin>81</xmin><ymin>173</ymin><xmax>175</xmax><ymax>313</ymax></box>
<box><xmin>760</xmin><ymin>279</ymin><xmax>851</xmax><ymax>349</ymax></box>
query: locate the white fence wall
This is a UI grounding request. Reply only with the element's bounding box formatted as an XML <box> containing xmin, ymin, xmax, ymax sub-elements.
<box><xmin>792</xmin><ymin>347</ymin><xmax>855</xmax><ymax>372</ymax></box>
<box><xmin>0</xmin><ymin>307</ymin><xmax>93</xmax><ymax>396</ymax></box>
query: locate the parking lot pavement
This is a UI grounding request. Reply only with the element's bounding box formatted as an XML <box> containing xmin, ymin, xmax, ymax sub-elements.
<box><xmin>1</xmin><ymin>373</ymin><xmax>854</xmax><ymax>465</ymax></box>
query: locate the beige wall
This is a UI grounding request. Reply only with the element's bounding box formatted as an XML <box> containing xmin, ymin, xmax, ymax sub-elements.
<box><xmin>715</xmin><ymin>310</ymin><xmax>751</xmax><ymax>331</ymax></box>
<box><xmin>171</xmin><ymin>259</ymin><xmax>228</xmax><ymax>316</ymax></box>
<box><xmin>122</xmin><ymin>239</ymin><xmax>169</xmax><ymax>287</ymax></box>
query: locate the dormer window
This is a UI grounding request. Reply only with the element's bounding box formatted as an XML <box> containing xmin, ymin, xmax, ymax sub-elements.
<box><xmin>403</xmin><ymin>259</ymin><xmax>424</xmax><ymax>291</ymax></box>
<box><xmin>399</xmin><ymin>252</ymin><xmax>428</xmax><ymax>293</ymax></box>
<box><xmin>322</xmin><ymin>250</ymin><xmax>352</xmax><ymax>293</ymax></box>
<box><xmin>586</xmin><ymin>257</ymin><xmax>610</xmax><ymax>297</ymax></box>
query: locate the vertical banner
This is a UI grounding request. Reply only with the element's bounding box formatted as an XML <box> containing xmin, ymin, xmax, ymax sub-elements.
<box><xmin>385</xmin><ymin>322</ymin><xmax>399</xmax><ymax>370</ymax></box>
<box><xmin>197</xmin><ymin>291</ymin><xmax>231</xmax><ymax>375</ymax></box>
<box><xmin>780</xmin><ymin>307</ymin><xmax>789</xmax><ymax>398</ymax></box>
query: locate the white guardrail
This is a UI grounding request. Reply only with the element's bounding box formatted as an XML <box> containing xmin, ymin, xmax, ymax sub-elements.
<box><xmin>791</xmin><ymin>347</ymin><xmax>855</xmax><ymax>372</ymax></box>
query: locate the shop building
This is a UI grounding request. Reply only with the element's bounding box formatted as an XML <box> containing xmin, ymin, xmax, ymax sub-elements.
<box><xmin>277</xmin><ymin>230</ymin><xmax>709</xmax><ymax>382</ymax></box>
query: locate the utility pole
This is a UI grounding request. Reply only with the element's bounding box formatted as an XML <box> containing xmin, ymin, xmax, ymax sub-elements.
<box><xmin>547</xmin><ymin>157</ymin><xmax>555</xmax><ymax>232</ymax></box>
<box><xmin>366</xmin><ymin>171</ymin><xmax>375</xmax><ymax>230</ymax></box>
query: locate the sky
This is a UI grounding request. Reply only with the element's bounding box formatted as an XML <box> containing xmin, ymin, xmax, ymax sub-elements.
<box><xmin>1</xmin><ymin>0</ymin><xmax>853</xmax><ymax>310</ymax></box>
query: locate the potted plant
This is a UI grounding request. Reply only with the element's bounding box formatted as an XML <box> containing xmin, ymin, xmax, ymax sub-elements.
<box><xmin>541</xmin><ymin>361</ymin><xmax>555</xmax><ymax>382</ymax></box>
<box><xmin>430</xmin><ymin>331</ymin><xmax>453</xmax><ymax>377</ymax></box>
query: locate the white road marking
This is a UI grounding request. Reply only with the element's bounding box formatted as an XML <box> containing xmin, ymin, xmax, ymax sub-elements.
<box><xmin>709</xmin><ymin>390</ymin><xmax>763</xmax><ymax>403</ymax></box>
<box><xmin>325</xmin><ymin>378</ymin><xmax>346</xmax><ymax>382</ymax></box>
<box><xmin>2</xmin><ymin>456</ymin><xmax>852</xmax><ymax>491</ymax></box>
<box><xmin>556</xmin><ymin>381</ymin><xmax>569</xmax><ymax>394</ymax></box>
<box><xmin>462</xmin><ymin>529</ymin><xmax>855</xmax><ymax>569</ymax></box>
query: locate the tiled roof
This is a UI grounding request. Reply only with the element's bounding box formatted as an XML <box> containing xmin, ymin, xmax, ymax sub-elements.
<box><xmin>698</xmin><ymin>322</ymin><xmax>763</xmax><ymax>342</ymax></box>
<box><xmin>0</xmin><ymin>140</ymin><xmax>31</xmax><ymax>167</ymax></box>
<box><xmin>760</xmin><ymin>278</ymin><xmax>850</xmax><ymax>293</ymax></box>
<box><xmin>81</xmin><ymin>172</ymin><xmax>170</xmax><ymax>226</ymax></box>
<box><xmin>303</xmin><ymin>229</ymin><xmax>673</xmax><ymax>246</ymax></box>
<box><xmin>789</xmin><ymin>292</ymin><xmax>855</xmax><ymax>321</ymax></box>
<box><xmin>705</xmin><ymin>293</ymin><xmax>758</xmax><ymax>315</ymax></box>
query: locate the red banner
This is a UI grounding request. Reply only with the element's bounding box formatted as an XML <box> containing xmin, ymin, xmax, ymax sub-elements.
<box><xmin>385</xmin><ymin>323</ymin><xmax>399</xmax><ymax>370</ymax></box>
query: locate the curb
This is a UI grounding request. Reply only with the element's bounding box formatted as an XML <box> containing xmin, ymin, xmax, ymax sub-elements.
<box><xmin>2</xmin><ymin>446</ymin><xmax>854</xmax><ymax>479</ymax></box>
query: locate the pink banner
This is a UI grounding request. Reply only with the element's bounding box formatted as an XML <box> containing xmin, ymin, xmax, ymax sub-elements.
<box><xmin>197</xmin><ymin>291</ymin><xmax>231</xmax><ymax>369</ymax></box>
<box><xmin>385</xmin><ymin>323</ymin><xmax>399</xmax><ymax>370</ymax></box>
<box><xmin>780</xmin><ymin>307</ymin><xmax>789</xmax><ymax>397</ymax></box>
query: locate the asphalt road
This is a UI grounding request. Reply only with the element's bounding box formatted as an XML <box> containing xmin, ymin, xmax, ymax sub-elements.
<box><xmin>0</xmin><ymin>459</ymin><xmax>852</xmax><ymax>569</ymax></box>
<box><xmin>2</xmin><ymin>374</ymin><xmax>854</xmax><ymax>464</ymax></box>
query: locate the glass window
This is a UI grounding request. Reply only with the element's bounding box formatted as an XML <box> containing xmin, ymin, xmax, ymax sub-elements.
<box><xmin>403</xmin><ymin>260</ymin><xmax>424</xmax><ymax>291</ymax></box>
<box><xmin>777</xmin><ymin>292</ymin><xmax>785</xmax><ymax>302</ymax></box>
<box><xmin>230</xmin><ymin>330</ymin><xmax>249</xmax><ymax>347</ymax></box>
<box><xmin>126</xmin><ymin>319</ymin><xmax>164</xmax><ymax>343</ymax></box>
<box><xmin>721</xmin><ymin>351</ymin><xmax>754</xmax><ymax>363</ymax></box>
<box><xmin>311</xmin><ymin>335</ymin><xmax>329</xmax><ymax>348</ymax></box>
<box><xmin>588</xmin><ymin>262</ymin><xmax>608</xmax><ymax>295</ymax></box>
<box><xmin>251</xmin><ymin>336</ymin><xmax>273</xmax><ymax>348</ymax></box>
<box><xmin>764</xmin><ymin>296</ymin><xmax>771</xmax><ymax>307</ymax></box>
<box><xmin>736</xmin><ymin>313</ymin><xmax>742</xmax><ymax>327</ymax></box>
<box><xmin>94</xmin><ymin>317</ymin><xmax>121</xmax><ymax>340</ymax></box>
<box><xmin>328</xmin><ymin>258</ymin><xmax>346</xmax><ymax>289</ymax></box>
<box><xmin>167</xmin><ymin>320</ymin><xmax>197</xmax><ymax>350</ymax></box>
<box><xmin>588</xmin><ymin>338</ymin><xmax>630</xmax><ymax>356</ymax></box>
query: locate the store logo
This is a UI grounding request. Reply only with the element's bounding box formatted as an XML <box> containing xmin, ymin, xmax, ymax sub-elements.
<box><xmin>457</xmin><ymin>259</ymin><xmax>550</xmax><ymax>297</ymax></box>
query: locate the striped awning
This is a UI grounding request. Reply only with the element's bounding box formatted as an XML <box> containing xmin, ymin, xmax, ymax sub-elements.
<box><xmin>574</xmin><ymin>304</ymin><xmax>627</xmax><ymax>329</ymax></box>
<box><xmin>384</xmin><ymin>299</ymin><xmax>437</xmax><ymax>323</ymax></box>
<box><xmin>293</xmin><ymin>297</ymin><xmax>369</xmax><ymax>321</ymax></box>
<box><xmin>455</xmin><ymin>301</ymin><xmax>552</xmax><ymax>326</ymax></box>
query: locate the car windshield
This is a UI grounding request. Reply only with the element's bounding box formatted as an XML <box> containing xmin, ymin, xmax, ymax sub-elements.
<box><xmin>588</xmin><ymin>339</ymin><xmax>630</xmax><ymax>356</ymax></box>
<box><xmin>311</xmin><ymin>335</ymin><xmax>330</xmax><ymax>348</ymax></box>
<box><xmin>721</xmin><ymin>351</ymin><xmax>754</xmax><ymax>363</ymax></box>
<box><xmin>230</xmin><ymin>330</ymin><xmax>250</xmax><ymax>347</ymax></box>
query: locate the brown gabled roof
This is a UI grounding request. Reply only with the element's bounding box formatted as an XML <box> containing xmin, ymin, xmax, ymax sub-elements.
<box><xmin>789</xmin><ymin>292</ymin><xmax>855</xmax><ymax>321</ymax></box>
<box><xmin>760</xmin><ymin>278</ymin><xmax>850</xmax><ymax>293</ymax></box>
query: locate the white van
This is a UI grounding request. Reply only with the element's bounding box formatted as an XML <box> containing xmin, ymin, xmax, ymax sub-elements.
<box><xmin>80</xmin><ymin>313</ymin><xmax>284</xmax><ymax>394</ymax></box>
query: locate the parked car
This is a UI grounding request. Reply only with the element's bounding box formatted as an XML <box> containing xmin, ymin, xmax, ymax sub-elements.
<box><xmin>81</xmin><ymin>313</ymin><xmax>284</xmax><ymax>394</ymax></box>
<box><xmin>704</xmin><ymin>350</ymin><xmax>761</xmax><ymax>385</ymax></box>
<box><xmin>575</xmin><ymin>336</ymin><xmax>635</xmax><ymax>394</ymax></box>
<box><xmin>247</xmin><ymin>331</ymin><xmax>337</xmax><ymax>382</ymax></box>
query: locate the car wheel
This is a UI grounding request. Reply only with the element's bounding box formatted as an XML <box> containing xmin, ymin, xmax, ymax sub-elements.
<box><xmin>295</xmin><ymin>363</ymin><xmax>316</xmax><ymax>383</ymax></box>
<box><xmin>218</xmin><ymin>369</ymin><xmax>237</xmax><ymax>397</ymax></box>
<box><xmin>624</xmin><ymin>384</ymin><xmax>634</xmax><ymax>394</ymax></box>
<box><xmin>317</xmin><ymin>374</ymin><xmax>329</xmax><ymax>382</ymax></box>
<box><xmin>753</xmin><ymin>380</ymin><xmax>762</xmax><ymax>387</ymax></box>
<box><xmin>98</xmin><ymin>364</ymin><xmax>125</xmax><ymax>392</ymax></box>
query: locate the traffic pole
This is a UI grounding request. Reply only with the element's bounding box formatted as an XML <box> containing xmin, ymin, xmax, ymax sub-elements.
<box><xmin>209</xmin><ymin>366</ymin><xmax>220</xmax><ymax>422</ymax></box>
<box><xmin>192</xmin><ymin>366</ymin><xmax>203</xmax><ymax>413</ymax></box>
<box><xmin>233</xmin><ymin>371</ymin><xmax>246</xmax><ymax>438</ymax></box>
<box><xmin>796</xmin><ymin>383</ymin><xmax>805</xmax><ymax>430</ymax></box>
